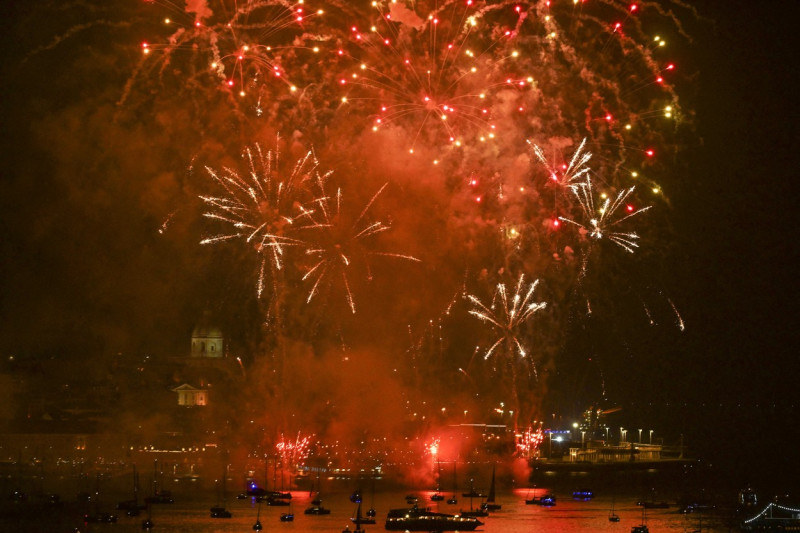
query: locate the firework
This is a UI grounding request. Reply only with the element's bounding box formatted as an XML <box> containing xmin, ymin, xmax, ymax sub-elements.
<box><xmin>516</xmin><ymin>425</ymin><xmax>544</xmax><ymax>457</ymax></box>
<box><xmin>276</xmin><ymin>432</ymin><xmax>312</xmax><ymax>467</ymax></box>
<box><xmin>126</xmin><ymin>0</ymin><xmax>331</xmax><ymax>121</ymax></box>
<box><xmin>558</xmin><ymin>177</ymin><xmax>651</xmax><ymax>253</ymax></box>
<box><xmin>199</xmin><ymin>140</ymin><xmax>326</xmax><ymax>297</ymax></box>
<box><xmin>467</xmin><ymin>273</ymin><xmax>547</xmax><ymax>362</ymax></box>
<box><xmin>300</xmin><ymin>179</ymin><xmax>420</xmax><ymax>313</ymax></box>
<box><xmin>337</xmin><ymin>0</ymin><xmax>534</xmax><ymax>157</ymax></box>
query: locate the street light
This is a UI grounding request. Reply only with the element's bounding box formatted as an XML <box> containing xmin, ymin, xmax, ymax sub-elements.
<box><xmin>638</xmin><ymin>429</ymin><xmax>642</xmax><ymax>443</ymax></box>
<box><xmin>649</xmin><ymin>430</ymin><xmax>654</xmax><ymax>444</ymax></box>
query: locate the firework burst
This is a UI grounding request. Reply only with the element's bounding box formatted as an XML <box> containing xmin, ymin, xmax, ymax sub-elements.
<box><xmin>199</xmin><ymin>141</ymin><xmax>326</xmax><ymax>297</ymax></box>
<box><xmin>337</xmin><ymin>0</ymin><xmax>533</xmax><ymax>157</ymax></box>
<box><xmin>126</xmin><ymin>0</ymin><xmax>331</xmax><ymax>120</ymax></box>
<box><xmin>467</xmin><ymin>273</ymin><xmax>547</xmax><ymax>363</ymax></box>
<box><xmin>558</xmin><ymin>177</ymin><xmax>651</xmax><ymax>254</ymax></box>
<box><xmin>300</xmin><ymin>179</ymin><xmax>420</xmax><ymax>313</ymax></box>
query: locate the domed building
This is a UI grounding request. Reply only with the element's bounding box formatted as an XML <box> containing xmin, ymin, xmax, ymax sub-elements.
<box><xmin>190</xmin><ymin>310</ymin><xmax>224</xmax><ymax>358</ymax></box>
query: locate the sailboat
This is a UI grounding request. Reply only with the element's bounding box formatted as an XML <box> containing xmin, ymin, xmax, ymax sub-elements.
<box><xmin>631</xmin><ymin>505</ymin><xmax>649</xmax><ymax>533</ymax></box>
<box><xmin>210</xmin><ymin>465</ymin><xmax>232</xmax><ymax>518</ymax></box>
<box><xmin>525</xmin><ymin>466</ymin><xmax>555</xmax><ymax>506</ymax></box>
<box><xmin>431</xmin><ymin>460</ymin><xmax>445</xmax><ymax>501</ymax></box>
<box><xmin>305</xmin><ymin>473</ymin><xmax>331</xmax><ymax>515</ymax></box>
<box><xmin>144</xmin><ymin>459</ymin><xmax>174</xmax><ymax>504</ymax></box>
<box><xmin>608</xmin><ymin>497</ymin><xmax>620</xmax><ymax>522</ymax></box>
<box><xmin>462</xmin><ymin>478</ymin><xmax>484</xmax><ymax>498</ymax></box>
<box><xmin>481</xmin><ymin>464</ymin><xmax>501</xmax><ymax>511</ymax></box>
<box><xmin>446</xmin><ymin>462</ymin><xmax>458</xmax><ymax>505</ymax></box>
<box><xmin>351</xmin><ymin>500</ymin><xmax>376</xmax><ymax>526</ymax></box>
<box><xmin>366</xmin><ymin>480</ymin><xmax>377</xmax><ymax>518</ymax></box>
<box><xmin>83</xmin><ymin>472</ymin><xmax>119</xmax><ymax>523</ymax></box>
<box><xmin>117</xmin><ymin>464</ymin><xmax>146</xmax><ymax>516</ymax></box>
<box><xmin>253</xmin><ymin>500</ymin><xmax>263</xmax><ymax>531</ymax></box>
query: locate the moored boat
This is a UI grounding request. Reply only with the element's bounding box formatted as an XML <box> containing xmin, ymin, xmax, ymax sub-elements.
<box><xmin>385</xmin><ymin>505</ymin><xmax>483</xmax><ymax>531</ymax></box>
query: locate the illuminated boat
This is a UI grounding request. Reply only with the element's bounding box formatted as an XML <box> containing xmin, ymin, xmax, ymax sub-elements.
<box><xmin>741</xmin><ymin>501</ymin><xmax>800</xmax><ymax>531</ymax></box>
<box><xmin>573</xmin><ymin>489</ymin><xmax>595</xmax><ymax>500</ymax></box>
<box><xmin>385</xmin><ymin>505</ymin><xmax>483</xmax><ymax>531</ymax></box>
<box><xmin>526</xmin><ymin>493</ymin><xmax>556</xmax><ymax>506</ymax></box>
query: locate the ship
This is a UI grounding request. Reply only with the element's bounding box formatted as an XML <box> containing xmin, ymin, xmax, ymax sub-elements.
<box><xmin>741</xmin><ymin>501</ymin><xmax>800</xmax><ymax>531</ymax></box>
<box><xmin>385</xmin><ymin>505</ymin><xmax>483</xmax><ymax>531</ymax></box>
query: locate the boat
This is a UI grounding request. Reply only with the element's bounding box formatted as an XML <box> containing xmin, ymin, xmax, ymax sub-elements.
<box><xmin>280</xmin><ymin>511</ymin><xmax>295</xmax><ymax>522</ymax></box>
<box><xmin>526</xmin><ymin>493</ymin><xmax>556</xmax><ymax>506</ymax></box>
<box><xmin>83</xmin><ymin>472</ymin><xmax>119</xmax><ymax>524</ymax></box>
<box><xmin>366</xmin><ymin>480</ymin><xmax>377</xmax><ymax>518</ymax></box>
<box><xmin>446</xmin><ymin>462</ymin><xmax>458</xmax><ymax>505</ymax></box>
<box><xmin>462</xmin><ymin>478</ymin><xmax>484</xmax><ymax>498</ymax></box>
<box><xmin>305</xmin><ymin>474</ymin><xmax>331</xmax><ymax>515</ymax></box>
<box><xmin>461</xmin><ymin>478</ymin><xmax>488</xmax><ymax>517</ymax></box>
<box><xmin>351</xmin><ymin>501</ymin><xmax>376</xmax><ymax>526</ymax></box>
<box><xmin>741</xmin><ymin>501</ymin><xmax>800</xmax><ymax>531</ymax></box>
<box><xmin>639</xmin><ymin>489</ymin><xmax>669</xmax><ymax>509</ymax></box>
<box><xmin>210</xmin><ymin>465</ymin><xmax>232</xmax><ymax>519</ymax></box>
<box><xmin>631</xmin><ymin>505</ymin><xmax>649</xmax><ymax>532</ymax></box>
<box><xmin>573</xmin><ymin>489</ymin><xmax>595</xmax><ymax>500</ymax></box>
<box><xmin>525</xmin><ymin>485</ymin><xmax>556</xmax><ymax>506</ymax></box>
<box><xmin>609</xmin><ymin>497</ymin><xmax>620</xmax><ymax>522</ymax></box>
<box><xmin>267</xmin><ymin>496</ymin><xmax>291</xmax><ymax>506</ymax></box>
<box><xmin>253</xmin><ymin>501</ymin><xmax>263</xmax><ymax>531</ymax></box>
<box><xmin>144</xmin><ymin>459</ymin><xmax>174</xmax><ymax>504</ymax></box>
<box><xmin>210</xmin><ymin>506</ymin><xmax>232</xmax><ymax>518</ymax></box>
<box><xmin>385</xmin><ymin>505</ymin><xmax>483</xmax><ymax>531</ymax></box>
<box><xmin>304</xmin><ymin>504</ymin><xmax>332</xmax><ymax>515</ymax></box>
<box><xmin>482</xmin><ymin>463</ymin><xmax>502</xmax><ymax>511</ymax></box>
<box><xmin>431</xmin><ymin>461</ymin><xmax>445</xmax><ymax>501</ymax></box>
<box><xmin>117</xmin><ymin>465</ymin><xmax>146</xmax><ymax>516</ymax></box>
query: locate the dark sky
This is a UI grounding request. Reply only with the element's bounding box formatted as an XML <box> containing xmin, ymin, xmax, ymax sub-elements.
<box><xmin>1</xmin><ymin>0</ymin><xmax>797</xmax><ymax>486</ymax></box>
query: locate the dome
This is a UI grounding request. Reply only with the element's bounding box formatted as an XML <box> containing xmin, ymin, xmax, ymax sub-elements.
<box><xmin>191</xmin><ymin>310</ymin><xmax>223</xmax><ymax>339</ymax></box>
<box><xmin>191</xmin><ymin>311</ymin><xmax>224</xmax><ymax>358</ymax></box>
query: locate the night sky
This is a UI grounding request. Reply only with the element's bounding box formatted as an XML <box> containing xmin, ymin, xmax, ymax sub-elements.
<box><xmin>1</xmin><ymin>1</ymin><xmax>797</xmax><ymax>489</ymax></box>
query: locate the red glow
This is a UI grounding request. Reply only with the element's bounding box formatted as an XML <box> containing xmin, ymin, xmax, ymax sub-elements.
<box><xmin>666</xmin><ymin>63</ymin><xmax>675</xmax><ymax>70</ymax></box>
<box><xmin>626</xmin><ymin>204</ymin><xmax>634</xmax><ymax>212</ymax></box>
<box><xmin>656</xmin><ymin>76</ymin><xmax>664</xmax><ymax>84</ymax></box>
<box><xmin>605</xmin><ymin>113</ymin><xmax>613</xmax><ymax>122</ymax></box>
<box><xmin>475</xmin><ymin>196</ymin><xmax>482</xmax><ymax>203</ymax></box>
<box><xmin>630</xmin><ymin>4</ymin><xmax>638</xmax><ymax>12</ymax></box>
<box><xmin>553</xmin><ymin>219</ymin><xmax>560</xmax><ymax>228</ymax></box>
<box><xmin>646</xmin><ymin>149</ymin><xmax>655</xmax><ymax>157</ymax></box>
<box><xmin>227</xmin><ymin>80</ymin><xmax>234</xmax><ymax>87</ymax></box>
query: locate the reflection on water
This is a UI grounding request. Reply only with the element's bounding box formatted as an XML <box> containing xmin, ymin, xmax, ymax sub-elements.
<box><xmin>1</xmin><ymin>487</ymin><xmax>735</xmax><ymax>532</ymax></box>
